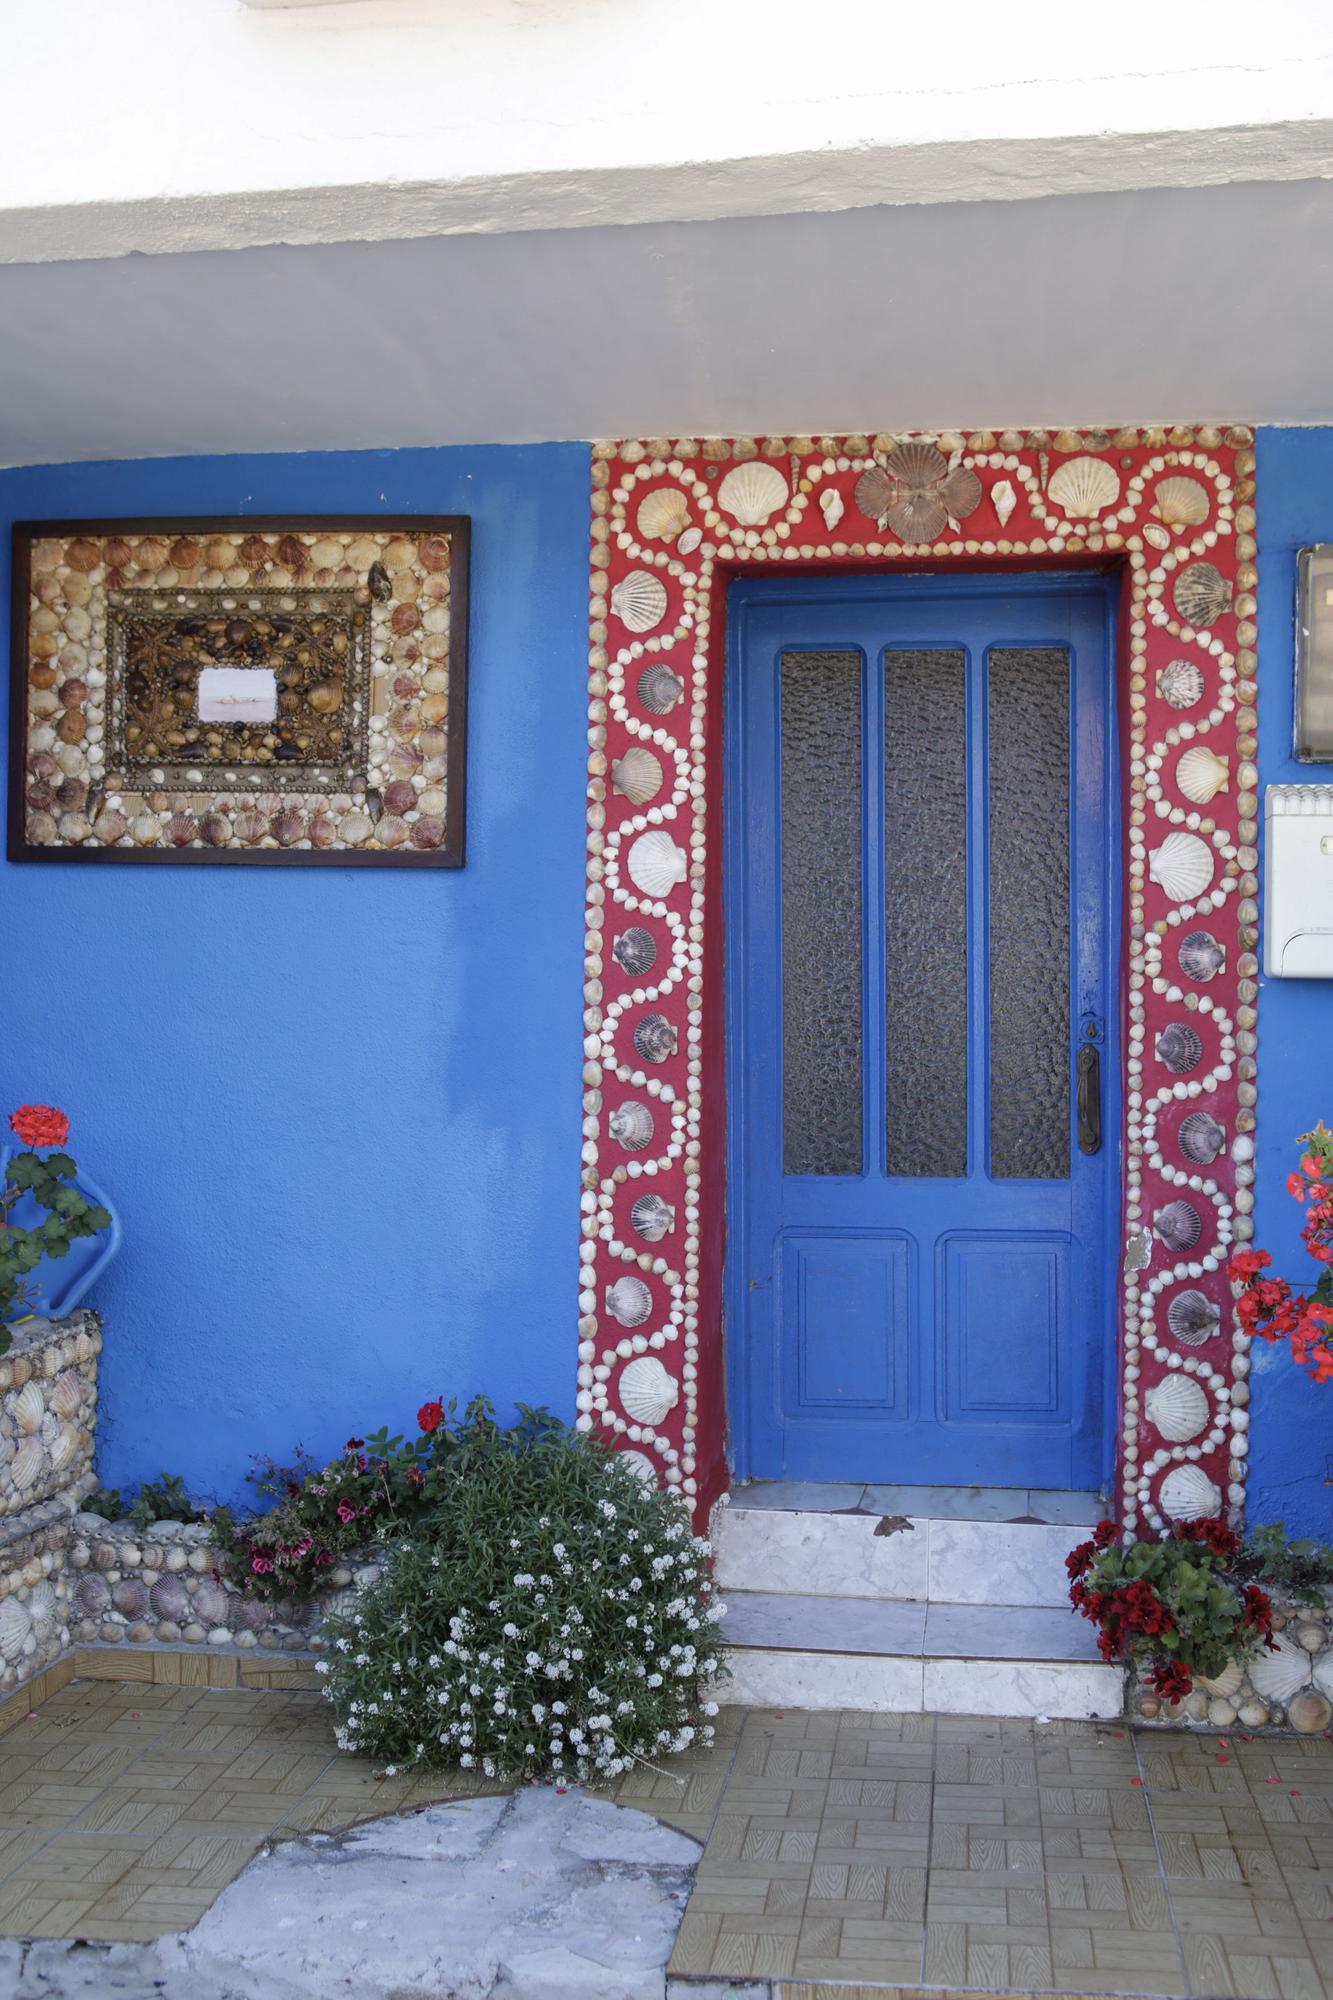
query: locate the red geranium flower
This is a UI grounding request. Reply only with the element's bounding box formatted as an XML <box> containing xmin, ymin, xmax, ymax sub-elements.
<box><xmin>1151</xmin><ymin>1659</ymin><xmax>1193</xmax><ymax>1699</ymax></box>
<box><xmin>417</xmin><ymin>1399</ymin><xmax>444</xmax><ymax>1434</ymax></box>
<box><xmin>8</xmin><ymin>1104</ymin><xmax>69</xmax><ymax>1149</ymax></box>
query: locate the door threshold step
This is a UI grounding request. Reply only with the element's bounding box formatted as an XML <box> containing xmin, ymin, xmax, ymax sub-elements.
<box><xmin>724</xmin><ymin>1590</ymin><xmax>1101</xmax><ymax>1663</ymax></box>
<box><xmin>730</xmin><ymin>1480</ymin><xmax>1104</xmax><ymax>1526</ymax></box>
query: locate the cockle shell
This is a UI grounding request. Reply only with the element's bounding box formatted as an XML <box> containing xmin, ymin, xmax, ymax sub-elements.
<box><xmin>718</xmin><ymin>461</ymin><xmax>789</xmax><ymax>526</ymax></box>
<box><xmin>611</xmin><ymin>570</ymin><xmax>669</xmax><ymax>634</ymax></box>
<box><xmin>627</xmin><ymin>830</ymin><xmax>688</xmax><ymax>897</ymax></box>
<box><xmin>26</xmin><ymin>1582</ymin><xmax>57</xmax><ymax>1634</ymax></box>
<box><xmin>1179</xmin><ymin>929</ymin><xmax>1225</xmax><ymax>981</ymax></box>
<box><xmin>631</xmin><ymin>1193</ymin><xmax>675</xmax><ymax>1241</ymax></box>
<box><xmin>819</xmin><ymin>489</ymin><xmax>845</xmax><ymax>531</ymax></box>
<box><xmin>1153</xmin><ymin>476</ymin><xmax>1210</xmax><ymax>528</ymax></box>
<box><xmin>606</xmin><ymin>1275</ymin><xmax>653</xmax><ymax>1327</ymax></box>
<box><xmin>1179</xmin><ymin>1111</ymin><xmax>1225</xmax><ymax>1164</ymax></box>
<box><xmin>1157</xmin><ymin>658</ymin><xmax>1205</xmax><ymax>709</ymax></box>
<box><xmin>1250</xmin><ymin>1631</ymin><xmax>1312</xmax><ymax>1704</ymax></box>
<box><xmin>991</xmin><ymin>479</ymin><xmax>1017</xmax><ymax>528</ymax></box>
<box><xmin>615</xmin><ymin>1449</ymin><xmax>659</xmax><ymax>1484</ymax></box>
<box><xmin>1144</xmin><ymin>1373</ymin><xmax>1210</xmax><ymax>1443</ymax></box>
<box><xmin>1149</xmin><ymin>830</ymin><xmax>1214</xmax><ymax>902</ymax></box>
<box><xmin>1174</xmin><ymin>561</ymin><xmax>1230</xmax><ymax>627</ymax></box>
<box><xmin>1156</xmin><ymin>1022</ymin><xmax>1204</xmax><ymax>1074</ymax></box>
<box><xmin>618</xmin><ymin>1355</ymin><xmax>679</xmax><ymax>1426</ymax></box>
<box><xmin>49</xmin><ymin>1370</ymin><xmax>83</xmax><ymax>1420</ymax></box>
<box><xmin>1159</xmin><ymin>1463</ymin><xmax>1221</xmax><ymax>1522</ymax></box>
<box><xmin>1167</xmin><ymin>1288</ymin><xmax>1221</xmax><ymax>1345</ymax></box>
<box><xmin>612</xmin><ymin>927</ymin><xmax>657</xmax><ymax>977</ymax></box>
<box><xmin>1154</xmin><ymin>1200</ymin><xmax>1202</xmax><ymax>1252</ymax></box>
<box><xmin>1048</xmin><ymin>455</ymin><xmax>1120</xmax><ymax>518</ymax></box>
<box><xmin>1176</xmin><ymin>746</ymin><xmax>1229</xmax><ymax>804</ymax></box>
<box><xmin>633</xmin><ymin>1013</ymin><xmax>676</xmax><ymax>1063</ymax></box>
<box><xmin>1198</xmin><ymin>1658</ymin><xmax>1245</xmax><ymax>1699</ymax></box>
<box><xmin>637</xmin><ymin>487</ymin><xmax>690</xmax><ymax>543</ymax></box>
<box><xmin>49</xmin><ymin>1425</ymin><xmax>79</xmax><ymax>1471</ymax></box>
<box><xmin>609</xmin><ymin>1100</ymin><xmax>655</xmax><ymax>1151</ymax></box>
<box><xmin>611</xmin><ymin>748</ymin><xmax>664</xmax><ymax>805</ymax></box>
<box><xmin>13</xmin><ymin>1383</ymin><xmax>44</xmax><ymax>1434</ymax></box>
<box><xmin>637</xmin><ymin>664</ymin><xmax>683</xmax><ymax>715</ymax></box>
<box><xmin>0</xmin><ymin>1600</ymin><xmax>32</xmax><ymax>1664</ymax></box>
<box><xmin>11</xmin><ymin>1437</ymin><xmax>45</xmax><ymax>1492</ymax></box>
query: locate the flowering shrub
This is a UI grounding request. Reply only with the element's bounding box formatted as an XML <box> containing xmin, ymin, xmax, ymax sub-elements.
<box><xmin>316</xmin><ymin>1422</ymin><xmax>723</xmax><ymax>1783</ymax></box>
<box><xmin>1</xmin><ymin>1105</ymin><xmax>111</xmax><ymax>1347</ymax></box>
<box><xmin>1229</xmin><ymin>1122</ymin><xmax>1333</xmax><ymax>1382</ymax></box>
<box><xmin>1068</xmin><ymin>1517</ymin><xmax>1276</xmax><ymax>1698</ymax></box>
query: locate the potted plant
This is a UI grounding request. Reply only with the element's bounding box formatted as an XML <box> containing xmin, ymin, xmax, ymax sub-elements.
<box><xmin>0</xmin><ymin>1104</ymin><xmax>120</xmax><ymax>1354</ymax></box>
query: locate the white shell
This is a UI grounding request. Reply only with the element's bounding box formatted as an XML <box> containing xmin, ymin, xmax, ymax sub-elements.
<box><xmin>1144</xmin><ymin>1374</ymin><xmax>1210</xmax><ymax>1443</ymax></box>
<box><xmin>616</xmin><ymin>1449</ymin><xmax>659</xmax><ymax>1485</ymax></box>
<box><xmin>1153</xmin><ymin>476</ymin><xmax>1210</xmax><ymax>527</ymax></box>
<box><xmin>26</xmin><ymin>1581</ymin><xmax>57</xmax><ymax>1633</ymax></box>
<box><xmin>991</xmin><ymin>479</ymin><xmax>1017</xmax><ymax>528</ymax></box>
<box><xmin>618</xmin><ymin>1356</ymin><xmax>679</xmax><ymax>1427</ymax></box>
<box><xmin>1312</xmin><ymin>1648</ymin><xmax>1333</xmax><ymax>1701</ymax></box>
<box><xmin>627</xmin><ymin>830</ymin><xmax>688</xmax><ymax>898</ymax></box>
<box><xmin>1157</xmin><ymin>658</ymin><xmax>1205</xmax><ymax>709</ymax></box>
<box><xmin>606</xmin><ymin>1275</ymin><xmax>653</xmax><ymax>1328</ymax></box>
<box><xmin>11</xmin><ymin>1436</ymin><xmax>45</xmax><ymax>1492</ymax></box>
<box><xmin>819</xmin><ymin>488</ymin><xmax>845</xmax><ymax>531</ymax></box>
<box><xmin>1198</xmin><ymin>1658</ymin><xmax>1245</xmax><ymax>1699</ymax></box>
<box><xmin>636</xmin><ymin>487</ymin><xmax>690</xmax><ymax>543</ymax></box>
<box><xmin>611</xmin><ymin>748</ymin><xmax>664</xmax><ymax>805</ymax></box>
<box><xmin>1250</xmin><ymin>1631</ymin><xmax>1312</xmax><ymax>1704</ymax></box>
<box><xmin>631</xmin><ymin>1193</ymin><xmax>675</xmax><ymax>1241</ymax></box>
<box><xmin>1149</xmin><ymin>830</ymin><xmax>1214</xmax><ymax>902</ymax></box>
<box><xmin>0</xmin><ymin>1599</ymin><xmax>32</xmax><ymax>1664</ymax></box>
<box><xmin>13</xmin><ymin>1383</ymin><xmax>44</xmax><ymax>1435</ymax></box>
<box><xmin>718</xmin><ymin>461</ymin><xmax>789</xmax><ymax>526</ymax></box>
<box><xmin>1143</xmin><ymin>523</ymin><xmax>1171</xmax><ymax>551</ymax></box>
<box><xmin>1048</xmin><ymin>455</ymin><xmax>1120</xmax><ymax>518</ymax></box>
<box><xmin>1176</xmin><ymin>746</ymin><xmax>1229</xmax><ymax>804</ymax></box>
<box><xmin>609</xmin><ymin>1100</ymin><xmax>655</xmax><ymax>1151</ymax></box>
<box><xmin>1158</xmin><ymin>1463</ymin><xmax>1221</xmax><ymax>1521</ymax></box>
<box><xmin>676</xmin><ymin>526</ymin><xmax>703</xmax><ymax>556</ymax></box>
<box><xmin>49</xmin><ymin>1425</ymin><xmax>79</xmax><ymax>1472</ymax></box>
<box><xmin>611</xmin><ymin>569</ymin><xmax>668</xmax><ymax>634</ymax></box>
<box><xmin>49</xmin><ymin>1370</ymin><xmax>83</xmax><ymax>1420</ymax></box>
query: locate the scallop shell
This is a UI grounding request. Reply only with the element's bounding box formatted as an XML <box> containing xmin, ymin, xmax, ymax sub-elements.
<box><xmin>991</xmin><ymin>479</ymin><xmax>1017</xmax><ymax>528</ymax></box>
<box><xmin>1250</xmin><ymin>1631</ymin><xmax>1312</xmax><ymax>1704</ymax></box>
<box><xmin>1198</xmin><ymin>1658</ymin><xmax>1245</xmax><ymax>1699</ymax></box>
<box><xmin>1156</xmin><ymin>658</ymin><xmax>1205</xmax><ymax>709</ymax></box>
<box><xmin>1048</xmin><ymin>455</ymin><xmax>1120</xmax><ymax>518</ymax></box>
<box><xmin>26</xmin><ymin>1581</ymin><xmax>57</xmax><ymax>1633</ymax></box>
<box><xmin>49</xmin><ymin>1425</ymin><xmax>78</xmax><ymax>1472</ymax></box>
<box><xmin>616</xmin><ymin>1448</ymin><xmax>659</xmax><ymax>1484</ymax></box>
<box><xmin>1158</xmin><ymin>1463</ymin><xmax>1221</xmax><ymax>1522</ymax></box>
<box><xmin>1154</xmin><ymin>1200</ymin><xmax>1202</xmax><ymax>1252</ymax></box>
<box><xmin>49</xmin><ymin>1370</ymin><xmax>83</xmax><ymax>1421</ymax></box>
<box><xmin>636</xmin><ymin>487</ymin><xmax>690</xmax><ymax>543</ymax></box>
<box><xmin>1149</xmin><ymin>830</ymin><xmax>1214</xmax><ymax>902</ymax></box>
<box><xmin>677</xmin><ymin>526</ymin><xmax>703</xmax><ymax>556</ymax></box>
<box><xmin>609</xmin><ymin>1100</ymin><xmax>655</xmax><ymax>1152</ymax></box>
<box><xmin>633</xmin><ymin>1013</ymin><xmax>676</xmax><ymax>1063</ymax></box>
<box><xmin>718</xmin><ymin>461</ymin><xmax>789</xmax><ymax>527</ymax></box>
<box><xmin>1313</xmin><ymin>1649</ymin><xmax>1333</xmax><ymax>1701</ymax></box>
<box><xmin>1167</xmin><ymin>1288</ymin><xmax>1221</xmax><ymax>1346</ymax></box>
<box><xmin>631</xmin><ymin>1193</ymin><xmax>675</xmax><ymax>1241</ymax></box>
<box><xmin>0</xmin><ymin>1599</ymin><xmax>32</xmax><ymax>1664</ymax></box>
<box><xmin>606</xmin><ymin>1275</ymin><xmax>653</xmax><ymax>1328</ymax></box>
<box><xmin>611</xmin><ymin>569</ymin><xmax>668</xmax><ymax>634</ymax></box>
<box><xmin>1144</xmin><ymin>1373</ymin><xmax>1210</xmax><ymax>1443</ymax></box>
<box><xmin>612</xmin><ymin>927</ymin><xmax>657</xmax><ymax>977</ymax></box>
<box><xmin>1178</xmin><ymin>929</ymin><xmax>1225</xmax><ymax>981</ymax></box>
<box><xmin>618</xmin><ymin>1355</ymin><xmax>679</xmax><ymax>1426</ymax></box>
<box><xmin>11</xmin><ymin>1436</ymin><xmax>45</xmax><ymax>1492</ymax></box>
<box><xmin>13</xmin><ymin>1382</ymin><xmax>44</xmax><ymax>1435</ymax></box>
<box><xmin>1176</xmin><ymin>746</ymin><xmax>1229</xmax><ymax>805</ymax></box>
<box><xmin>1153</xmin><ymin>476</ymin><xmax>1210</xmax><ymax>528</ymax></box>
<box><xmin>627</xmin><ymin>830</ymin><xmax>688</xmax><ymax>897</ymax></box>
<box><xmin>819</xmin><ymin>489</ymin><xmax>845</xmax><ymax>531</ymax></box>
<box><xmin>1156</xmin><ymin>1022</ymin><xmax>1204</xmax><ymax>1074</ymax></box>
<box><xmin>611</xmin><ymin>748</ymin><xmax>664</xmax><ymax>805</ymax></box>
<box><xmin>637</xmin><ymin>664</ymin><xmax>683</xmax><ymax>715</ymax></box>
<box><xmin>1179</xmin><ymin>1111</ymin><xmax>1225</xmax><ymax>1165</ymax></box>
<box><xmin>1174</xmin><ymin>561</ymin><xmax>1230</xmax><ymax>627</ymax></box>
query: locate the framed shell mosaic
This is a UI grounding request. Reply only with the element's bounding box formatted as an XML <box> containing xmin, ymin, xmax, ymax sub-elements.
<box><xmin>7</xmin><ymin>517</ymin><xmax>470</xmax><ymax>864</ymax></box>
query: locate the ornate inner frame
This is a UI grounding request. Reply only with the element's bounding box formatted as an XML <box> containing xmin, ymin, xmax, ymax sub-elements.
<box><xmin>8</xmin><ymin>516</ymin><xmax>469</xmax><ymax>865</ymax></box>
<box><xmin>579</xmin><ymin>427</ymin><xmax>1259</xmax><ymax>1537</ymax></box>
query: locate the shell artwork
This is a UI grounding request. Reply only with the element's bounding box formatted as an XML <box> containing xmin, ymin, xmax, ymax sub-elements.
<box><xmin>627</xmin><ymin>830</ymin><xmax>688</xmax><ymax>898</ymax></box>
<box><xmin>1167</xmin><ymin>1288</ymin><xmax>1221</xmax><ymax>1345</ymax></box>
<box><xmin>610</xmin><ymin>569</ymin><xmax>669</xmax><ymax>634</ymax></box>
<box><xmin>631</xmin><ymin>1192</ymin><xmax>676</xmax><ymax>1241</ymax></box>
<box><xmin>633</xmin><ymin>1013</ymin><xmax>677</xmax><ymax>1063</ymax></box>
<box><xmin>1143</xmin><ymin>523</ymin><xmax>1171</xmax><ymax>552</ymax></box>
<box><xmin>612</xmin><ymin>927</ymin><xmax>657</xmax><ymax>977</ymax></box>
<box><xmin>1249</xmin><ymin>1631</ymin><xmax>1313</xmax><ymax>1705</ymax></box>
<box><xmin>618</xmin><ymin>1355</ymin><xmax>679</xmax><ymax>1427</ymax></box>
<box><xmin>1047</xmin><ymin>455</ymin><xmax>1121</xmax><ymax>518</ymax></box>
<box><xmin>1153</xmin><ymin>475</ymin><xmax>1210</xmax><ymax>528</ymax></box>
<box><xmin>26</xmin><ymin>1581</ymin><xmax>57</xmax><ymax>1634</ymax></box>
<box><xmin>609</xmin><ymin>1100</ymin><xmax>655</xmax><ymax>1152</ymax></box>
<box><xmin>718</xmin><ymin>461</ymin><xmax>789</xmax><ymax>527</ymax></box>
<box><xmin>0</xmin><ymin>1599</ymin><xmax>32</xmax><ymax>1665</ymax></box>
<box><xmin>1149</xmin><ymin>830</ymin><xmax>1214</xmax><ymax>903</ymax></box>
<box><xmin>611</xmin><ymin>747</ymin><xmax>664</xmax><ymax>806</ymax></box>
<box><xmin>637</xmin><ymin>664</ymin><xmax>684</xmax><ymax>715</ymax></box>
<box><xmin>636</xmin><ymin>487</ymin><xmax>691</xmax><ymax>543</ymax></box>
<box><xmin>616</xmin><ymin>1449</ymin><xmax>659</xmax><ymax>1484</ymax></box>
<box><xmin>48</xmin><ymin>1425</ymin><xmax>78</xmax><ymax>1472</ymax></box>
<box><xmin>1154</xmin><ymin>1200</ymin><xmax>1202</xmax><ymax>1253</ymax></box>
<box><xmin>1157</xmin><ymin>658</ymin><xmax>1205</xmax><ymax>709</ymax></box>
<box><xmin>49</xmin><ymin>1369</ymin><xmax>83</xmax><ymax>1420</ymax></box>
<box><xmin>819</xmin><ymin>489</ymin><xmax>845</xmax><ymax>531</ymax></box>
<box><xmin>1198</xmin><ymin>1658</ymin><xmax>1245</xmax><ymax>1699</ymax></box>
<box><xmin>1144</xmin><ymin>1373</ymin><xmax>1210</xmax><ymax>1443</ymax></box>
<box><xmin>13</xmin><ymin>1382</ymin><xmax>44</xmax><ymax>1435</ymax></box>
<box><xmin>1158</xmin><ymin>1463</ymin><xmax>1222</xmax><ymax>1522</ymax></box>
<box><xmin>1176</xmin><ymin>746</ymin><xmax>1230</xmax><ymax>805</ymax></box>
<box><xmin>1156</xmin><ymin>1022</ymin><xmax>1204</xmax><ymax>1074</ymax></box>
<box><xmin>677</xmin><ymin>526</ymin><xmax>703</xmax><ymax>556</ymax></box>
<box><xmin>10</xmin><ymin>1436</ymin><xmax>46</xmax><ymax>1492</ymax></box>
<box><xmin>1178</xmin><ymin>929</ymin><xmax>1225</xmax><ymax>981</ymax></box>
<box><xmin>1173</xmin><ymin>561</ymin><xmax>1231</xmax><ymax>628</ymax></box>
<box><xmin>1313</xmin><ymin>1649</ymin><xmax>1333</xmax><ymax>1701</ymax></box>
<box><xmin>991</xmin><ymin>479</ymin><xmax>1017</xmax><ymax>528</ymax></box>
<box><xmin>1179</xmin><ymin>1110</ymin><xmax>1226</xmax><ymax>1165</ymax></box>
<box><xmin>605</xmin><ymin>1275</ymin><xmax>653</xmax><ymax>1328</ymax></box>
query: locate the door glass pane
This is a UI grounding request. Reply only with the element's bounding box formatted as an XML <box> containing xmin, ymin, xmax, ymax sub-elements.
<box><xmin>989</xmin><ymin>646</ymin><xmax>1071</xmax><ymax>1179</ymax></box>
<box><xmin>780</xmin><ymin>650</ymin><xmax>863</xmax><ymax>1175</ymax></box>
<box><xmin>884</xmin><ymin>649</ymin><xmax>968</xmax><ymax>1176</ymax></box>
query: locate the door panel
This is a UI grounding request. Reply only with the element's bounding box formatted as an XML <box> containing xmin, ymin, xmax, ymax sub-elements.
<box><xmin>728</xmin><ymin>575</ymin><xmax>1116</xmax><ymax>1489</ymax></box>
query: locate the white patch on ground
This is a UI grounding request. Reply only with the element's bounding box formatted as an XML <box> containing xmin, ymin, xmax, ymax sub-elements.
<box><xmin>0</xmin><ymin>1788</ymin><xmax>703</xmax><ymax>2000</ymax></box>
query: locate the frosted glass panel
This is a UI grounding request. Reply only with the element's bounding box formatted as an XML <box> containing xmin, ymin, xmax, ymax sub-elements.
<box><xmin>989</xmin><ymin>646</ymin><xmax>1071</xmax><ymax>1179</ymax></box>
<box><xmin>781</xmin><ymin>650</ymin><xmax>863</xmax><ymax>1175</ymax></box>
<box><xmin>884</xmin><ymin>650</ymin><xmax>968</xmax><ymax>1176</ymax></box>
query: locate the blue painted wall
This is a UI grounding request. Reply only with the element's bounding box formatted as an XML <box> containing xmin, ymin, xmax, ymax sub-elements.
<box><xmin>0</xmin><ymin>444</ymin><xmax>591</xmax><ymax>1505</ymax></box>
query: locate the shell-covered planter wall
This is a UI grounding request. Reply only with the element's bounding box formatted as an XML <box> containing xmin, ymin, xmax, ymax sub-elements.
<box><xmin>1135</xmin><ymin>1588</ymin><xmax>1333</xmax><ymax>1733</ymax></box>
<box><xmin>0</xmin><ymin>1312</ymin><xmax>100</xmax><ymax>1519</ymax></box>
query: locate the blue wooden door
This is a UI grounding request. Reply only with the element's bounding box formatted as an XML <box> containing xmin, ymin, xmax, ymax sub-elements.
<box><xmin>727</xmin><ymin>574</ymin><xmax>1117</xmax><ymax>1488</ymax></box>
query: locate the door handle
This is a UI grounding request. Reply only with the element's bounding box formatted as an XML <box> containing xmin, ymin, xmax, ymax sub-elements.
<box><xmin>1077</xmin><ymin>1041</ymin><xmax>1101</xmax><ymax>1156</ymax></box>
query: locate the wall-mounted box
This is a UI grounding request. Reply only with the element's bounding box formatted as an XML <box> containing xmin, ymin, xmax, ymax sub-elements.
<box><xmin>1265</xmin><ymin>784</ymin><xmax>1333</xmax><ymax>977</ymax></box>
<box><xmin>1296</xmin><ymin>547</ymin><xmax>1333</xmax><ymax>760</ymax></box>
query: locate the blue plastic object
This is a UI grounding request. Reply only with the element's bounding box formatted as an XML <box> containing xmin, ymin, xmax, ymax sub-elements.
<box><xmin>0</xmin><ymin>1144</ymin><xmax>123</xmax><ymax>1323</ymax></box>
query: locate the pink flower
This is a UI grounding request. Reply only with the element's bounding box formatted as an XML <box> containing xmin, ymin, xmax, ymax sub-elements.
<box><xmin>251</xmin><ymin>1554</ymin><xmax>274</xmax><ymax>1575</ymax></box>
<box><xmin>336</xmin><ymin>1500</ymin><xmax>357</xmax><ymax>1523</ymax></box>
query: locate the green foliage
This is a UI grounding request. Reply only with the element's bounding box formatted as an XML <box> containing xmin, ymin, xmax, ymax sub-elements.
<box><xmin>81</xmin><ymin>1487</ymin><xmax>124</xmax><ymax>1522</ymax></box>
<box><xmin>0</xmin><ymin>1147</ymin><xmax>112</xmax><ymax>1352</ymax></box>
<box><xmin>1238</xmin><ymin>1521</ymin><xmax>1333</xmax><ymax>1601</ymax></box>
<box><xmin>129</xmin><ymin>1472</ymin><xmax>201</xmax><ymax>1529</ymax></box>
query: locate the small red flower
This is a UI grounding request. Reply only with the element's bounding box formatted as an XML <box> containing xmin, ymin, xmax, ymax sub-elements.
<box><xmin>417</xmin><ymin>1399</ymin><xmax>444</xmax><ymax>1434</ymax></box>
<box><xmin>8</xmin><ymin>1104</ymin><xmax>69</xmax><ymax>1149</ymax></box>
<box><xmin>336</xmin><ymin>1500</ymin><xmax>357</xmax><ymax>1523</ymax></box>
<box><xmin>344</xmin><ymin>1437</ymin><xmax>365</xmax><ymax>1453</ymax></box>
<box><xmin>407</xmin><ymin>1464</ymin><xmax>426</xmax><ymax>1487</ymax></box>
<box><xmin>1150</xmin><ymin>1659</ymin><xmax>1193</xmax><ymax>1699</ymax></box>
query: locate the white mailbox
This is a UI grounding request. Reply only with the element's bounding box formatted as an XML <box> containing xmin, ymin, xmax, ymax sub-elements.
<box><xmin>1265</xmin><ymin>784</ymin><xmax>1333</xmax><ymax>977</ymax></box>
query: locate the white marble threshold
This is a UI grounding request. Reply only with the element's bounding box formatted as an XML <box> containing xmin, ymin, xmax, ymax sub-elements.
<box><xmin>722</xmin><ymin>1590</ymin><xmax>1103</xmax><ymax>1664</ymax></box>
<box><xmin>729</xmin><ymin>1480</ymin><xmax>1104</xmax><ymax>1526</ymax></box>
<box><xmin>723</xmin><ymin>1646</ymin><xmax>1124</xmax><ymax>1719</ymax></box>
